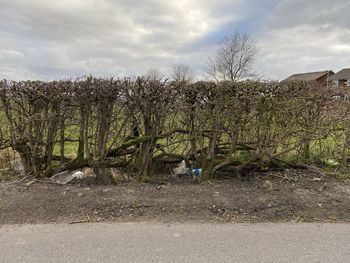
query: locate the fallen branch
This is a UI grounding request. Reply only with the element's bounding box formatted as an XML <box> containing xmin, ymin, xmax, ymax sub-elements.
<box><xmin>9</xmin><ymin>174</ymin><xmax>34</xmax><ymax>184</ymax></box>
<box><xmin>210</xmin><ymin>160</ymin><xmax>234</xmax><ymax>176</ymax></box>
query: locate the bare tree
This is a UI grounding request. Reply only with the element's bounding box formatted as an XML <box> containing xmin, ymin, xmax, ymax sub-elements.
<box><xmin>206</xmin><ymin>31</ymin><xmax>257</xmax><ymax>81</ymax></box>
<box><xmin>171</xmin><ymin>64</ymin><xmax>195</xmax><ymax>83</ymax></box>
<box><xmin>145</xmin><ymin>68</ymin><xmax>164</xmax><ymax>81</ymax></box>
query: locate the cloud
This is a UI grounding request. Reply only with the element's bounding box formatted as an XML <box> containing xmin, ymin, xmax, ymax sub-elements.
<box><xmin>255</xmin><ymin>0</ymin><xmax>350</xmax><ymax>79</ymax></box>
<box><xmin>0</xmin><ymin>0</ymin><xmax>240</xmax><ymax>80</ymax></box>
<box><xmin>0</xmin><ymin>0</ymin><xmax>349</xmax><ymax>80</ymax></box>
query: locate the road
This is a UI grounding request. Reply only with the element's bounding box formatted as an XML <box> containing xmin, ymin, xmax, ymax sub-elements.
<box><xmin>1</xmin><ymin>223</ymin><xmax>350</xmax><ymax>262</ymax></box>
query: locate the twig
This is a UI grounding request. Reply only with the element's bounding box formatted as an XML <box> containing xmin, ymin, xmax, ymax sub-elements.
<box><xmin>201</xmin><ymin>180</ymin><xmax>214</xmax><ymax>186</ymax></box>
<box><xmin>34</xmin><ymin>179</ymin><xmax>62</xmax><ymax>185</ymax></box>
<box><xmin>68</xmin><ymin>219</ymin><xmax>90</xmax><ymax>224</ymax></box>
<box><xmin>9</xmin><ymin>174</ymin><xmax>34</xmax><ymax>184</ymax></box>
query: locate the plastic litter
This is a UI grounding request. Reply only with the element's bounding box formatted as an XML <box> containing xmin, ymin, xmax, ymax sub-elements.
<box><xmin>192</xmin><ymin>168</ymin><xmax>202</xmax><ymax>177</ymax></box>
<box><xmin>173</xmin><ymin>160</ymin><xmax>190</xmax><ymax>175</ymax></box>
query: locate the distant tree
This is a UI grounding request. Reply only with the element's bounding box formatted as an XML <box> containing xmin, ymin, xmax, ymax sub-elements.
<box><xmin>145</xmin><ymin>68</ymin><xmax>164</xmax><ymax>81</ymax></box>
<box><xmin>171</xmin><ymin>64</ymin><xmax>195</xmax><ymax>83</ymax></box>
<box><xmin>206</xmin><ymin>31</ymin><xmax>257</xmax><ymax>81</ymax></box>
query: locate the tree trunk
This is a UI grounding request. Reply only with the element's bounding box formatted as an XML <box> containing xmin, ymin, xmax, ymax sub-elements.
<box><xmin>31</xmin><ymin>101</ymin><xmax>44</xmax><ymax>176</ymax></box>
<box><xmin>189</xmin><ymin>106</ymin><xmax>197</xmax><ymax>158</ymax></box>
<box><xmin>83</xmin><ymin>112</ymin><xmax>89</xmax><ymax>159</ymax></box>
<box><xmin>45</xmin><ymin>103</ymin><xmax>59</xmax><ymax>168</ymax></box>
<box><xmin>94</xmin><ymin>102</ymin><xmax>112</xmax><ymax>161</ymax></box>
<box><xmin>137</xmin><ymin>113</ymin><xmax>156</xmax><ymax>178</ymax></box>
<box><xmin>302</xmin><ymin>140</ymin><xmax>311</xmax><ymax>163</ymax></box>
<box><xmin>342</xmin><ymin>130</ymin><xmax>349</xmax><ymax>164</ymax></box>
<box><xmin>229</xmin><ymin>127</ymin><xmax>239</xmax><ymax>157</ymax></box>
<box><xmin>78</xmin><ymin>107</ymin><xmax>87</xmax><ymax>161</ymax></box>
<box><xmin>59</xmin><ymin>113</ymin><xmax>65</xmax><ymax>163</ymax></box>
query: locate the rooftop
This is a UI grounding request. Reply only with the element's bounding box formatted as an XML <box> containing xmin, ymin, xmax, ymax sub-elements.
<box><xmin>328</xmin><ymin>68</ymin><xmax>350</xmax><ymax>81</ymax></box>
<box><xmin>285</xmin><ymin>71</ymin><xmax>333</xmax><ymax>81</ymax></box>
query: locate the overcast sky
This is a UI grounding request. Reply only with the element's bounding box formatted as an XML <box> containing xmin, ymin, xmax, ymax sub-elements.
<box><xmin>0</xmin><ymin>0</ymin><xmax>349</xmax><ymax>80</ymax></box>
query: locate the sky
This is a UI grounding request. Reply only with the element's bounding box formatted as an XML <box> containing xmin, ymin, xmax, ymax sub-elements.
<box><xmin>0</xmin><ymin>0</ymin><xmax>349</xmax><ymax>80</ymax></box>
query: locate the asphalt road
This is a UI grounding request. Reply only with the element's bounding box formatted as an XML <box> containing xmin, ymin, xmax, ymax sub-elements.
<box><xmin>1</xmin><ymin>223</ymin><xmax>350</xmax><ymax>263</ymax></box>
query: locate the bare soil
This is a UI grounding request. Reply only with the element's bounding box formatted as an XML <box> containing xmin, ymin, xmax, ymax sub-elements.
<box><xmin>1</xmin><ymin>169</ymin><xmax>350</xmax><ymax>225</ymax></box>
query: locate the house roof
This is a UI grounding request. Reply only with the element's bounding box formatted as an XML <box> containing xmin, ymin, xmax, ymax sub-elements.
<box><xmin>285</xmin><ymin>71</ymin><xmax>333</xmax><ymax>81</ymax></box>
<box><xmin>328</xmin><ymin>68</ymin><xmax>350</xmax><ymax>81</ymax></box>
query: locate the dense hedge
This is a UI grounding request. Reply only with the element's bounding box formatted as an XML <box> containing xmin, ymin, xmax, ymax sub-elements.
<box><xmin>0</xmin><ymin>77</ymin><xmax>347</xmax><ymax>178</ymax></box>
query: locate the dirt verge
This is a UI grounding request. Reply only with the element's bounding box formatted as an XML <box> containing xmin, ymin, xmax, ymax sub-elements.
<box><xmin>1</xmin><ymin>169</ymin><xmax>350</xmax><ymax>225</ymax></box>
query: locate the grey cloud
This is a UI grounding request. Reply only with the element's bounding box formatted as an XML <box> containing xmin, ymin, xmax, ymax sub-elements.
<box><xmin>0</xmin><ymin>0</ymin><xmax>349</xmax><ymax>80</ymax></box>
<box><xmin>255</xmin><ymin>0</ymin><xmax>350</xmax><ymax>79</ymax></box>
<box><xmin>269</xmin><ymin>0</ymin><xmax>350</xmax><ymax>29</ymax></box>
<box><xmin>1</xmin><ymin>0</ymin><xmax>241</xmax><ymax>79</ymax></box>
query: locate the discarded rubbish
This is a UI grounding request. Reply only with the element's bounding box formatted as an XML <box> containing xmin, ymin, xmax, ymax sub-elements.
<box><xmin>173</xmin><ymin>160</ymin><xmax>190</xmax><ymax>175</ymax></box>
<box><xmin>72</xmin><ymin>171</ymin><xmax>85</xmax><ymax>180</ymax></box>
<box><xmin>50</xmin><ymin>168</ymin><xmax>95</xmax><ymax>185</ymax></box>
<box><xmin>192</xmin><ymin>168</ymin><xmax>202</xmax><ymax>177</ymax></box>
<box><xmin>50</xmin><ymin>171</ymin><xmax>77</xmax><ymax>185</ymax></box>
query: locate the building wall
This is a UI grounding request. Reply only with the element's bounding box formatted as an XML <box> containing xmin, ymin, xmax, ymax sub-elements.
<box><xmin>316</xmin><ymin>73</ymin><xmax>333</xmax><ymax>85</ymax></box>
<box><xmin>328</xmin><ymin>79</ymin><xmax>350</xmax><ymax>87</ymax></box>
<box><xmin>339</xmin><ymin>80</ymin><xmax>347</xmax><ymax>87</ymax></box>
<box><xmin>316</xmin><ymin>74</ymin><xmax>331</xmax><ymax>84</ymax></box>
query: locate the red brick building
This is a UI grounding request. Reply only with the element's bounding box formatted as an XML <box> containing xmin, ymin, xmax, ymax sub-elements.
<box><xmin>285</xmin><ymin>70</ymin><xmax>334</xmax><ymax>86</ymax></box>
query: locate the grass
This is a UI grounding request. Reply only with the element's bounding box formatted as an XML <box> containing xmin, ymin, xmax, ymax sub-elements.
<box><xmin>310</xmin><ymin>134</ymin><xmax>342</xmax><ymax>164</ymax></box>
<box><xmin>53</xmin><ymin>142</ymin><xmax>78</xmax><ymax>159</ymax></box>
